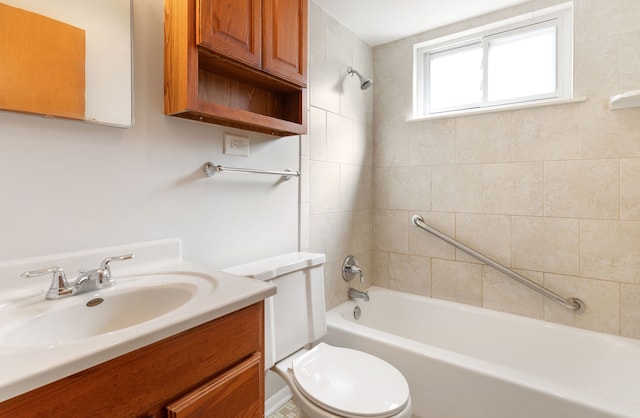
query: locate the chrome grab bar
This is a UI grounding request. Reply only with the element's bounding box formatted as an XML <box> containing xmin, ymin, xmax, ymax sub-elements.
<box><xmin>203</xmin><ymin>162</ymin><xmax>300</xmax><ymax>180</ymax></box>
<box><xmin>411</xmin><ymin>215</ymin><xmax>585</xmax><ymax>313</ymax></box>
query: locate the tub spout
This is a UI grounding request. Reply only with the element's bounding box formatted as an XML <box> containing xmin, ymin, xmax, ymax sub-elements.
<box><xmin>348</xmin><ymin>287</ymin><xmax>369</xmax><ymax>302</ymax></box>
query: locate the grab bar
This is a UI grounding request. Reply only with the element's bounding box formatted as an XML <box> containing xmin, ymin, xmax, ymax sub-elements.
<box><xmin>411</xmin><ymin>215</ymin><xmax>585</xmax><ymax>313</ymax></box>
<box><xmin>203</xmin><ymin>162</ymin><xmax>300</xmax><ymax>180</ymax></box>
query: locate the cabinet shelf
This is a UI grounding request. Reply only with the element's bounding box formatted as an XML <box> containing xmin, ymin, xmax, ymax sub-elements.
<box><xmin>164</xmin><ymin>0</ymin><xmax>307</xmax><ymax>137</ymax></box>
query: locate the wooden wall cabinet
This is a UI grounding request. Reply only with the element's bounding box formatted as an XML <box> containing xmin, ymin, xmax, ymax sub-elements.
<box><xmin>0</xmin><ymin>303</ymin><xmax>265</xmax><ymax>418</ymax></box>
<box><xmin>165</xmin><ymin>0</ymin><xmax>308</xmax><ymax>137</ymax></box>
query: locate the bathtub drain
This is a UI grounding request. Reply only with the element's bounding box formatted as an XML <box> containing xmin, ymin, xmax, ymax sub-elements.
<box><xmin>353</xmin><ymin>306</ymin><xmax>361</xmax><ymax>320</ymax></box>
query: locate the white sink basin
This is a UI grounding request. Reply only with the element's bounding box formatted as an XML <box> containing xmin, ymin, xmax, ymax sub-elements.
<box><xmin>0</xmin><ymin>239</ymin><xmax>276</xmax><ymax>403</ymax></box>
<box><xmin>0</xmin><ymin>274</ymin><xmax>209</xmax><ymax>347</ymax></box>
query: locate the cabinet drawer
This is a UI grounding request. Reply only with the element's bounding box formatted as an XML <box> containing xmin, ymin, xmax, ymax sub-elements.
<box><xmin>166</xmin><ymin>353</ymin><xmax>263</xmax><ymax>417</ymax></box>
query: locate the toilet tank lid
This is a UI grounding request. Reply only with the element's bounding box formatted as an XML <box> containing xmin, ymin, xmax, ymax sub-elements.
<box><xmin>223</xmin><ymin>252</ymin><xmax>326</xmax><ymax>281</ymax></box>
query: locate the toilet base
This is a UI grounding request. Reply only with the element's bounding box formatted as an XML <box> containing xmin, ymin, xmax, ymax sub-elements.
<box><xmin>272</xmin><ymin>352</ymin><xmax>412</xmax><ymax>418</ymax></box>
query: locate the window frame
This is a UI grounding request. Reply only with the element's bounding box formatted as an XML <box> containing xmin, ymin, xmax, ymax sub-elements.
<box><xmin>413</xmin><ymin>3</ymin><xmax>573</xmax><ymax>119</ymax></box>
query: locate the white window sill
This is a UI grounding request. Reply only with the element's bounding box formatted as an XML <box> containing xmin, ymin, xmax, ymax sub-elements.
<box><xmin>408</xmin><ymin>96</ymin><xmax>586</xmax><ymax>122</ymax></box>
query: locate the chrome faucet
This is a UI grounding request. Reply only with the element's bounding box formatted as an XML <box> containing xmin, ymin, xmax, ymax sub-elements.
<box><xmin>22</xmin><ymin>254</ymin><xmax>134</xmax><ymax>300</ymax></box>
<box><xmin>348</xmin><ymin>287</ymin><xmax>369</xmax><ymax>302</ymax></box>
<box><xmin>342</xmin><ymin>255</ymin><xmax>364</xmax><ymax>284</ymax></box>
<box><xmin>342</xmin><ymin>255</ymin><xmax>369</xmax><ymax>302</ymax></box>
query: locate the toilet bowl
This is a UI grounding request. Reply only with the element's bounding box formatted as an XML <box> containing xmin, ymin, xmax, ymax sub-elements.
<box><xmin>275</xmin><ymin>343</ymin><xmax>412</xmax><ymax>418</ymax></box>
<box><xmin>224</xmin><ymin>253</ymin><xmax>412</xmax><ymax>418</ymax></box>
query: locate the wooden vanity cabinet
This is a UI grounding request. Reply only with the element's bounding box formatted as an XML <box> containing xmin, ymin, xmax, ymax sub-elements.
<box><xmin>165</xmin><ymin>0</ymin><xmax>308</xmax><ymax>136</ymax></box>
<box><xmin>0</xmin><ymin>302</ymin><xmax>265</xmax><ymax>418</ymax></box>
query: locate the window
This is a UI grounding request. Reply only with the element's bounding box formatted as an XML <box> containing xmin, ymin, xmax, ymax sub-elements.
<box><xmin>414</xmin><ymin>3</ymin><xmax>573</xmax><ymax>118</ymax></box>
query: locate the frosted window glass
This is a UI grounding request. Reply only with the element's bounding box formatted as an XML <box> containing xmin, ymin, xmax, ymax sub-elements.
<box><xmin>487</xmin><ymin>26</ymin><xmax>557</xmax><ymax>102</ymax></box>
<box><xmin>429</xmin><ymin>44</ymin><xmax>482</xmax><ymax>111</ymax></box>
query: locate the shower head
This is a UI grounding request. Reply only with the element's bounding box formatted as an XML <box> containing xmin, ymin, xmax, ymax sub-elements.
<box><xmin>348</xmin><ymin>66</ymin><xmax>373</xmax><ymax>90</ymax></box>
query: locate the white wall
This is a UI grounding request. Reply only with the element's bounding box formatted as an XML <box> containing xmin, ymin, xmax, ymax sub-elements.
<box><xmin>0</xmin><ymin>0</ymin><xmax>299</xmax><ymax>274</ymax></box>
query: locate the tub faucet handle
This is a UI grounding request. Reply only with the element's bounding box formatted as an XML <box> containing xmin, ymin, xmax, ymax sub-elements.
<box><xmin>342</xmin><ymin>255</ymin><xmax>364</xmax><ymax>284</ymax></box>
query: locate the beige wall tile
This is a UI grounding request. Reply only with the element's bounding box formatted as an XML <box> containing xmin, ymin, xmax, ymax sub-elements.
<box><xmin>621</xmin><ymin>283</ymin><xmax>640</xmax><ymax>339</ymax></box>
<box><xmin>323</xmin><ymin>260</ymin><xmax>351</xmax><ymax>310</ymax></box>
<box><xmin>353</xmin><ymin>120</ymin><xmax>373</xmax><ymax>167</ymax></box>
<box><xmin>373</xmin><ymin>122</ymin><xmax>410</xmax><ymax>167</ymax></box>
<box><xmin>300</xmin><ymin>202</ymin><xmax>310</xmax><ymax>251</ymax></box>
<box><xmin>456</xmin><ymin>112</ymin><xmax>511</xmax><ymax>163</ymax></box>
<box><xmin>512</xmin><ymin>216</ymin><xmax>580</xmax><ymax>275</ymax></box>
<box><xmin>621</xmin><ymin>159</ymin><xmax>640</xmax><ymax>220</ymax></box>
<box><xmin>340</xmin><ymin>164</ymin><xmax>372</xmax><ymax>212</ymax></box>
<box><xmin>309</xmin><ymin>106</ymin><xmax>327</xmax><ymax>161</ymax></box>
<box><xmin>309</xmin><ymin>53</ymin><xmax>341</xmax><ymax>114</ymax></box>
<box><xmin>511</xmin><ymin>104</ymin><xmax>580</xmax><ymax>161</ymax></box>
<box><xmin>388</xmin><ymin>166</ymin><xmax>431</xmax><ymax>211</ymax></box>
<box><xmin>300</xmin><ymin>156</ymin><xmax>310</xmax><ymax>204</ymax></box>
<box><xmin>544</xmin><ymin>159</ymin><xmax>620</xmax><ymax>219</ymax></box>
<box><xmin>574</xmin><ymin>37</ymin><xmax>620</xmax><ymax>97</ymax></box>
<box><xmin>483</xmin><ymin>268</ymin><xmax>544</xmax><ymax>319</ymax></box>
<box><xmin>544</xmin><ymin>273</ymin><xmax>620</xmax><ymax>335</ymax></box>
<box><xmin>372</xmin><ymin>250</ymin><xmax>390</xmax><ymax>288</ymax></box>
<box><xmin>580</xmin><ymin>219</ymin><xmax>640</xmax><ymax>283</ymax></box>
<box><xmin>389</xmin><ymin>253</ymin><xmax>431</xmax><ymax>296</ymax></box>
<box><xmin>326</xmin><ymin>212</ymin><xmax>353</xmax><ymax>264</ymax></box>
<box><xmin>409</xmin><ymin>211</ymin><xmax>456</xmax><ymax>259</ymax></box>
<box><xmin>455</xmin><ymin>213</ymin><xmax>512</xmax><ymax>266</ymax></box>
<box><xmin>580</xmin><ymin>100</ymin><xmax>640</xmax><ymax>159</ymax></box>
<box><xmin>576</xmin><ymin>0</ymin><xmax>624</xmax><ymax>42</ymax></box>
<box><xmin>409</xmin><ymin>119</ymin><xmax>456</xmax><ymax>165</ymax></box>
<box><xmin>310</xmin><ymin>161</ymin><xmax>340</xmax><ymax>214</ymax></box>
<box><xmin>352</xmin><ymin>209</ymin><xmax>373</xmax><ymax>255</ymax></box>
<box><xmin>327</xmin><ymin>112</ymin><xmax>353</xmax><ymax>164</ymax></box>
<box><xmin>309</xmin><ymin>213</ymin><xmax>326</xmax><ymax>255</ymax></box>
<box><xmin>620</xmin><ymin>32</ymin><xmax>640</xmax><ymax>79</ymax></box>
<box><xmin>432</xmin><ymin>164</ymin><xmax>482</xmax><ymax>213</ymax></box>
<box><xmin>432</xmin><ymin>259</ymin><xmax>483</xmax><ymax>306</ymax></box>
<box><xmin>373</xmin><ymin>209</ymin><xmax>409</xmax><ymax>253</ymax></box>
<box><xmin>373</xmin><ymin>166</ymin><xmax>390</xmax><ymax>209</ymax></box>
<box><xmin>482</xmin><ymin>162</ymin><xmax>544</xmax><ymax>216</ymax></box>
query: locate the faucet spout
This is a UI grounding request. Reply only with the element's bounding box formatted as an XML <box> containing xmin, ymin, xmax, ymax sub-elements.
<box><xmin>348</xmin><ymin>287</ymin><xmax>369</xmax><ymax>302</ymax></box>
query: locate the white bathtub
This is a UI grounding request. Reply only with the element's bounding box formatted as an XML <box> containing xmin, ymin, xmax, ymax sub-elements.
<box><xmin>323</xmin><ymin>286</ymin><xmax>640</xmax><ymax>418</ymax></box>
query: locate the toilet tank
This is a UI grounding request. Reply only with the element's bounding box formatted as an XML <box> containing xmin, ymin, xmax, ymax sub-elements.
<box><xmin>223</xmin><ymin>253</ymin><xmax>327</xmax><ymax>369</ymax></box>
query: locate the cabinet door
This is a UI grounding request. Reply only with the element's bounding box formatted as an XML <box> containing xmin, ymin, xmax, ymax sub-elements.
<box><xmin>166</xmin><ymin>354</ymin><xmax>263</xmax><ymax>418</ymax></box>
<box><xmin>262</xmin><ymin>0</ymin><xmax>307</xmax><ymax>86</ymax></box>
<box><xmin>197</xmin><ymin>0</ymin><xmax>262</xmax><ymax>69</ymax></box>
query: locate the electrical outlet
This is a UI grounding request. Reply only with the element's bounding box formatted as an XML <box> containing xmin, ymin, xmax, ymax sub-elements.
<box><xmin>223</xmin><ymin>133</ymin><xmax>250</xmax><ymax>157</ymax></box>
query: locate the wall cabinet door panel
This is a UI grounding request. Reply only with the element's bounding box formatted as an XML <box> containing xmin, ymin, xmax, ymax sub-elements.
<box><xmin>197</xmin><ymin>0</ymin><xmax>261</xmax><ymax>69</ymax></box>
<box><xmin>263</xmin><ymin>0</ymin><xmax>307</xmax><ymax>86</ymax></box>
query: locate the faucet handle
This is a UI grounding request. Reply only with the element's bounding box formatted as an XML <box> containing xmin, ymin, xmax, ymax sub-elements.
<box><xmin>98</xmin><ymin>254</ymin><xmax>134</xmax><ymax>283</ymax></box>
<box><xmin>21</xmin><ymin>267</ymin><xmax>71</xmax><ymax>298</ymax></box>
<box><xmin>99</xmin><ymin>253</ymin><xmax>134</xmax><ymax>270</ymax></box>
<box><xmin>342</xmin><ymin>255</ymin><xmax>364</xmax><ymax>284</ymax></box>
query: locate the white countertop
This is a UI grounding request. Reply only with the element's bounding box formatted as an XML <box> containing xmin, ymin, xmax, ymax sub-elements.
<box><xmin>0</xmin><ymin>239</ymin><xmax>275</xmax><ymax>402</ymax></box>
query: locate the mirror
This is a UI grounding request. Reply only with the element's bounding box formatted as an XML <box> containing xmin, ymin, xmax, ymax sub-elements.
<box><xmin>0</xmin><ymin>0</ymin><xmax>133</xmax><ymax>127</ymax></box>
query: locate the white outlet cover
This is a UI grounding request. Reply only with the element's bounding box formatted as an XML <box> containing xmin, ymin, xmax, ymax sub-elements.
<box><xmin>223</xmin><ymin>133</ymin><xmax>250</xmax><ymax>157</ymax></box>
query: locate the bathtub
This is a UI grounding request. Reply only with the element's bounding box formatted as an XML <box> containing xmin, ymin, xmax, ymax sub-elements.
<box><xmin>323</xmin><ymin>286</ymin><xmax>640</xmax><ymax>418</ymax></box>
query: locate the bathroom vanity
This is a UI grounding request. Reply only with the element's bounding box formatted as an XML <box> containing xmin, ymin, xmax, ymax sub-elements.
<box><xmin>0</xmin><ymin>239</ymin><xmax>275</xmax><ymax>418</ymax></box>
<box><xmin>0</xmin><ymin>303</ymin><xmax>264</xmax><ymax>417</ymax></box>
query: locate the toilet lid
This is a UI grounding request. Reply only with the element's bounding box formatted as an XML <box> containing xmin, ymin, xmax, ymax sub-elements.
<box><xmin>292</xmin><ymin>343</ymin><xmax>409</xmax><ymax>417</ymax></box>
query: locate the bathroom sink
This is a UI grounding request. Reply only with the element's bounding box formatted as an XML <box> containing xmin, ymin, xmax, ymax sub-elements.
<box><xmin>0</xmin><ymin>239</ymin><xmax>276</xmax><ymax>403</ymax></box>
<box><xmin>0</xmin><ymin>275</ymin><xmax>205</xmax><ymax>347</ymax></box>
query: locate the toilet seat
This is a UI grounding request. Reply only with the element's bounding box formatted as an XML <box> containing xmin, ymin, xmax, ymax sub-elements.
<box><xmin>291</xmin><ymin>343</ymin><xmax>410</xmax><ymax>418</ymax></box>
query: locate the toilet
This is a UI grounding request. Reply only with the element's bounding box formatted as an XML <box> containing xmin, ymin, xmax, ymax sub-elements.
<box><xmin>224</xmin><ymin>253</ymin><xmax>412</xmax><ymax>418</ymax></box>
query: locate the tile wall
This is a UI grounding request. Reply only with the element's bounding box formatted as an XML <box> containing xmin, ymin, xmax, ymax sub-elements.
<box><xmin>304</xmin><ymin>2</ymin><xmax>374</xmax><ymax>308</ymax></box>
<box><xmin>372</xmin><ymin>0</ymin><xmax>640</xmax><ymax>337</ymax></box>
